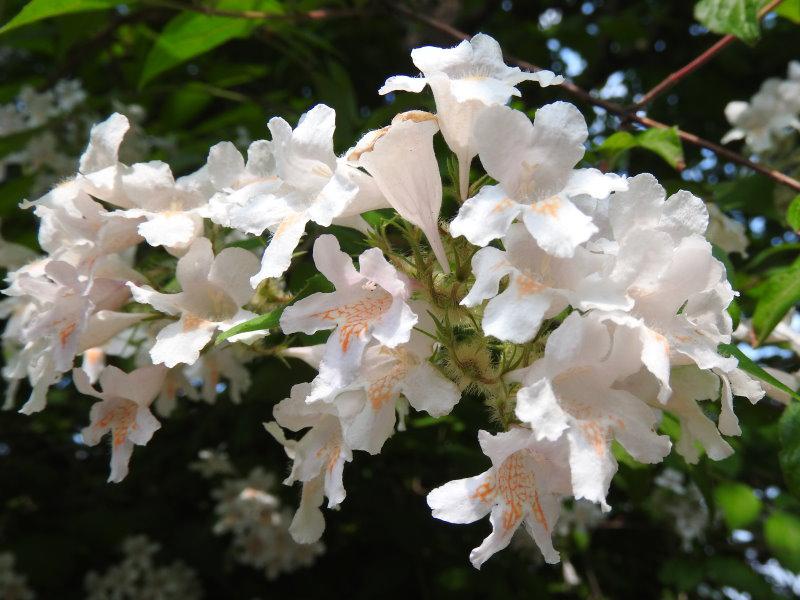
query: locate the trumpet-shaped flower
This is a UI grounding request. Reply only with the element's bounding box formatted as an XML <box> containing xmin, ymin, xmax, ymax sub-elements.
<box><xmin>462</xmin><ymin>223</ymin><xmax>630</xmax><ymax>343</ymax></box>
<box><xmin>514</xmin><ymin>312</ymin><xmax>671</xmax><ymax>509</ymax></box>
<box><xmin>349</xmin><ymin>111</ymin><xmax>450</xmax><ymax>272</ymax></box>
<box><xmin>451</xmin><ymin>103</ymin><xmax>626</xmax><ymax>255</ymax></box>
<box><xmin>280</xmin><ymin>234</ymin><xmax>417</xmax><ymax>402</ymax></box>
<box><xmin>266</xmin><ymin>383</ymin><xmax>355</xmax><ymax>543</ymax></box>
<box><xmin>379</xmin><ymin>33</ymin><xmax>563</xmax><ymax>199</ymax></box>
<box><xmin>427</xmin><ymin>427</ymin><xmax>571</xmax><ymax>568</ymax></box>
<box><xmin>75</xmin><ymin>364</ymin><xmax>166</xmax><ymax>482</ymax></box>
<box><xmin>128</xmin><ymin>237</ymin><xmax>260</xmax><ymax>368</ymax></box>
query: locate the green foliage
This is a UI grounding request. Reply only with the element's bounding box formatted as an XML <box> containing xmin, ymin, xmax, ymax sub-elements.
<box><xmin>787</xmin><ymin>194</ymin><xmax>800</xmax><ymax>232</ymax></box>
<box><xmin>713</xmin><ymin>481</ymin><xmax>762</xmax><ymax>529</ymax></box>
<box><xmin>0</xmin><ymin>0</ymin><xmax>119</xmax><ymax>35</ymax></box>
<box><xmin>750</xmin><ymin>262</ymin><xmax>800</xmax><ymax>344</ymax></box>
<box><xmin>718</xmin><ymin>343</ymin><xmax>800</xmax><ymax>399</ymax></box>
<box><xmin>597</xmin><ymin>127</ymin><xmax>685</xmax><ymax>169</ymax></box>
<box><xmin>776</xmin><ymin>0</ymin><xmax>800</xmax><ymax>23</ymax></box>
<box><xmin>764</xmin><ymin>510</ymin><xmax>800</xmax><ymax>571</ymax></box>
<box><xmin>694</xmin><ymin>0</ymin><xmax>761</xmax><ymax>42</ymax></box>
<box><xmin>140</xmin><ymin>1</ymin><xmax>283</xmax><ymax>86</ymax></box>
<box><xmin>779</xmin><ymin>402</ymin><xmax>800</xmax><ymax>498</ymax></box>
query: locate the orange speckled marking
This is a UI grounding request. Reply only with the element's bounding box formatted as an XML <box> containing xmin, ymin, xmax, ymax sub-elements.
<box><xmin>313</xmin><ymin>291</ymin><xmax>391</xmax><ymax>352</ymax></box>
<box><xmin>315</xmin><ymin>435</ymin><xmax>342</xmax><ymax>474</ymax></box>
<box><xmin>367</xmin><ymin>349</ymin><xmax>412</xmax><ymax>410</ymax></box>
<box><xmin>183</xmin><ymin>313</ymin><xmax>207</xmax><ymax>332</ymax></box>
<box><xmin>96</xmin><ymin>400</ymin><xmax>137</xmax><ymax>447</ymax></box>
<box><xmin>275</xmin><ymin>212</ymin><xmax>302</xmax><ymax>239</ymax></box>
<box><xmin>515</xmin><ymin>273</ymin><xmax>546</xmax><ymax>297</ymax></box>
<box><xmin>530</xmin><ymin>197</ymin><xmax>561</xmax><ymax>218</ymax></box>
<box><xmin>497</xmin><ymin>452</ymin><xmax>537</xmax><ymax>532</ymax></box>
<box><xmin>492</xmin><ymin>198</ymin><xmax>515</xmax><ymax>213</ymax></box>
<box><xmin>580</xmin><ymin>421</ymin><xmax>607</xmax><ymax>456</ymax></box>
<box><xmin>59</xmin><ymin>322</ymin><xmax>77</xmax><ymax>347</ymax></box>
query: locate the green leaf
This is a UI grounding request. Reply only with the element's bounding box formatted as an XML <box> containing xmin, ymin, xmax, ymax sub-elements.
<box><xmin>596</xmin><ymin>127</ymin><xmax>684</xmax><ymax>169</ymax></box>
<box><xmin>787</xmin><ymin>195</ymin><xmax>800</xmax><ymax>232</ymax></box>
<box><xmin>694</xmin><ymin>0</ymin><xmax>761</xmax><ymax>43</ymax></box>
<box><xmin>215</xmin><ymin>273</ymin><xmax>333</xmax><ymax>344</ymax></box>
<box><xmin>776</xmin><ymin>0</ymin><xmax>800</xmax><ymax>23</ymax></box>
<box><xmin>750</xmin><ymin>263</ymin><xmax>800</xmax><ymax>343</ymax></box>
<box><xmin>713</xmin><ymin>481</ymin><xmax>762</xmax><ymax>529</ymax></box>
<box><xmin>139</xmin><ymin>0</ymin><xmax>282</xmax><ymax>87</ymax></box>
<box><xmin>779</xmin><ymin>402</ymin><xmax>800</xmax><ymax>498</ymax></box>
<box><xmin>718</xmin><ymin>343</ymin><xmax>800</xmax><ymax>400</ymax></box>
<box><xmin>764</xmin><ymin>511</ymin><xmax>800</xmax><ymax>571</ymax></box>
<box><xmin>0</xmin><ymin>0</ymin><xmax>120</xmax><ymax>35</ymax></box>
<box><xmin>636</xmin><ymin>128</ymin><xmax>686</xmax><ymax>170</ymax></box>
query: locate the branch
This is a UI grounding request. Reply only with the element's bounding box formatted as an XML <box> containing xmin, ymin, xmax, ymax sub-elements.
<box><xmin>636</xmin><ymin>0</ymin><xmax>785</xmax><ymax>108</ymax></box>
<box><xmin>389</xmin><ymin>3</ymin><xmax>800</xmax><ymax>194</ymax></box>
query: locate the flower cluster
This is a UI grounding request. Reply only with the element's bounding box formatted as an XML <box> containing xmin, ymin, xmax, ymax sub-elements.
<box><xmin>210</xmin><ymin>466</ymin><xmax>324</xmax><ymax>579</ymax></box>
<box><xmin>0</xmin><ymin>552</ymin><xmax>35</xmax><ymax>600</ymax></box>
<box><xmin>723</xmin><ymin>61</ymin><xmax>800</xmax><ymax>154</ymax></box>
<box><xmin>84</xmin><ymin>536</ymin><xmax>202</xmax><ymax>600</ymax></box>
<box><xmin>1</xmin><ymin>33</ymin><xmax>762</xmax><ymax>568</ymax></box>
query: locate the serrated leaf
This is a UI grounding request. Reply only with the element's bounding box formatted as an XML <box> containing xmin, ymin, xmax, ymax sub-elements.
<box><xmin>694</xmin><ymin>0</ymin><xmax>761</xmax><ymax>43</ymax></box>
<box><xmin>0</xmin><ymin>0</ymin><xmax>120</xmax><ymax>35</ymax></box>
<box><xmin>776</xmin><ymin>0</ymin><xmax>800</xmax><ymax>23</ymax></box>
<box><xmin>713</xmin><ymin>481</ymin><xmax>762</xmax><ymax>529</ymax></box>
<box><xmin>139</xmin><ymin>0</ymin><xmax>282</xmax><ymax>87</ymax></box>
<box><xmin>215</xmin><ymin>273</ymin><xmax>333</xmax><ymax>344</ymax></box>
<box><xmin>718</xmin><ymin>343</ymin><xmax>800</xmax><ymax>400</ymax></box>
<box><xmin>596</xmin><ymin>128</ymin><xmax>684</xmax><ymax>169</ymax></box>
<box><xmin>750</xmin><ymin>263</ymin><xmax>800</xmax><ymax>343</ymax></box>
<box><xmin>787</xmin><ymin>195</ymin><xmax>800</xmax><ymax>232</ymax></box>
<box><xmin>764</xmin><ymin>510</ymin><xmax>800</xmax><ymax>571</ymax></box>
<box><xmin>779</xmin><ymin>402</ymin><xmax>800</xmax><ymax>499</ymax></box>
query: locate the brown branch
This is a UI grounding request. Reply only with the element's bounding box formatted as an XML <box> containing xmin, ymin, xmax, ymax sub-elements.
<box><xmin>389</xmin><ymin>3</ymin><xmax>800</xmax><ymax>194</ymax></box>
<box><xmin>636</xmin><ymin>0</ymin><xmax>785</xmax><ymax>107</ymax></box>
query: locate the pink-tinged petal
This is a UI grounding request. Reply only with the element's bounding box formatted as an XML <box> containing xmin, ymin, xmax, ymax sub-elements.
<box><xmin>342</xmin><ymin>392</ymin><xmax>397</xmax><ymax>455</ymax></box>
<box><xmin>371</xmin><ymin>299</ymin><xmax>416</xmax><ymax>348</ymax></box>
<box><xmin>149</xmin><ymin>316</ymin><xmax>217</xmax><ymax>368</ymax></box>
<box><xmin>515</xmin><ymin>379</ymin><xmax>570</xmax><ymax>442</ymax></box>
<box><xmin>289</xmin><ymin>476</ymin><xmax>326</xmax><ymax>544</ymax></box>
<box><xmin>306</xmin><ymin>164</ymin><xmax>359</xmax><ymax>227</ymax></box>
<box><xmin>108</xmin><ymin>438</ymin><xmax>135</xmax><ymax>483</ymax></box>
<box><xmin>72</xmin><ymin>367</ymin><xmax>105</xmax><ymax>400</ymax></box>
<box><xmin>312</xmin><ymin>234</ymin><xmax>361</xmax><ymax>289</ymax></box>
<box><xmin>127</xmin><ymin>405</ymin><xmax>161</xmax><ymax>446</ymax></box>
<box><xmin>137</xmin><ymin>211</ymin><xmax>203</xmax><ymax>250</ymax></box>
<box><xmin>482</xmin><ymin>281</ymin><xmax>559</xmax><ymax>343</ymax></box>
<box><xmin>428</xmin><ymin>470</ymin><xmax>497</xmax><ymax>525</ymax></box>
<box><xmin>78</xmin><ymin>311</ymin><xmax>148</xmax><ymax>353</ymax></box>
<box><xmin>566</xmin><ymin>426</ymin><xmax>615</xmax><ymax>511</ymax></box>
<box><xmin>79</xmin><ymin>112</ymin><xmax>129</xmax><ymax>174</ymax></box>
<box><xmin>400</xmin><ymin>361</ymin><xmax>460</xmax><ymax>417</ymax></box>
<box><xmin>208</xmin><ymin>247</ymin><xmax>259</xmax><ymax>307</ymax></box>
<box><xmin>461</xmin><ymin>246</ymin><xmax>514</xmax><ymax>307</ymax></box>
<box><xmin>127</xmin><ymin>283</ymin><xmax>181</xmax><ymax>316</ymax></box>
<box><xmin>450</xmin><ymin>184</ymin><xmax>521</xmax><ymax>247</ymax></box>
<box><xmin>378</xmin><ymin>75</ymin><xmax>429</xmax><ymax>95</ymax></box>
<box><xmin>563</xmin><ymin>168</ymin><xmax>628</xmax><ymax>198</ymax></box>
<box><xmin>250</xmin><ymin>211</ymin><xmax>309</xmax><ymax>285</ymax></box>
<box><xmin>522</xmin><ymin>494</ymin><xmax>562</xmax><ymax>564</ymax></box>
<box><xmin>521</xmin><ymin>195</ymin><xmax>597</xmax><ymax>258</ymax></box>
<box><xmin>206</xmin><ymin>141</ymin><xmax>245</xmax><ymax>189</ymax></box>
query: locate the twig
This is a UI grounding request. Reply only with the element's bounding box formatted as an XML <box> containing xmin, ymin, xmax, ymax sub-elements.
<box><xmin>389</xmin><ymin>3</ymin><xmax>800</xmax><ymax>194</ymax></box>
<box><xmin>636</xmin><ymin>0</ymin><xmax>785</xmax><ymax>107</ymax></box>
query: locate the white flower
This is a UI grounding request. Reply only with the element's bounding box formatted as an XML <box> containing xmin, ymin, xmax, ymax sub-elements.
<box><xmin>349</xmin><ymin>111</ymin><xmax>450</xmax><ymax>272</ymax></box>
<box><xmin>461</xmin><ymin>222</ymin><xmax>630</xmax><ymax>343</ymax></box>
<box><xmin>380</xmin><ymin>33</ymin><xmax>563</xmax><ymax>199</ymax></box>
<box><xmin>285</xmin><ymin>331</ymin><xmax>460</xmax><ymax>455</ymax></box>
<box><xmin>451</xmin><ymin>103</ymin><xmax>626</xmax><ymax>256</ymax></box>
<box><xmin>513</xmin><ymin>312</ymin><xmax>671</xmax><ymax>509</ymax></box>
<box><xmin>266</xmin><ymin>383</ymin><xmax>354</xmax><ymax>544</ymax></box>
<box><xmin>209</xmin><ymin>105</ymin><xmax>387</xmax><ymax>286</ymax></box>
<box><xmin>75</xmin><ymin>364</ymin><xmax>166</xmax><ymax>482</ymax></box>
<box><xmin>427</xmin><ymin>427</ymin><xmax>571</xmax><ymax>568</ymax></box>
<box><xmin>279</xmin><ymin>234</ymin><xmax>417</xmax><ymax>402</ymax></box>
<box><xmin>128</xmin><ymin>237</ymin><xmax>260</xmax><ymax>368</ymax></box>
<box><xmin>706</xmin><ymin>203</ymin><xmax>748</xmax><ymax>257</ymax></box>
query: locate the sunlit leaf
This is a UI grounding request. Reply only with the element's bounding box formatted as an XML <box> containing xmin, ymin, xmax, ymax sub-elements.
<box><xmin>779</xmin><ymin>402</ymin><xmax>800</xmax><ymax>499</ymax></box>
<box><xmin>787</xmin><ymin>195</ymin><xmax>800</xmax><ymax>232</ymax></box>
<box><xmin>764</xmin><ymin>510</ymin><xmax>800</xmax><ymax>571</ymax></box>
<box><xmin>596</xmin><ymin>127</ymin><xmax>684</xmax><ymax>169</ymax></box>
<box><xmin>750</xmin><ymin>263</ymin><xmax>800</xmax><ymax>344</ymax></box>
<box><xmin>718</xmin><ymin>343</ymin><xmax>800</xmax><ymax>400</ymax></box>
<box><xmin>694</xmin><ymin>0</ymin><xmax>761</xmax><ymax>43</ymax></box>
<box><xmin>713</xmin><ymin>481</ymin><xmax>762</xmax><ymax>529</ymax></box>
<box><xmin>0</xmin><ymin>0</ymin><xmax>120</xmax><ymax>35</ymax></box>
